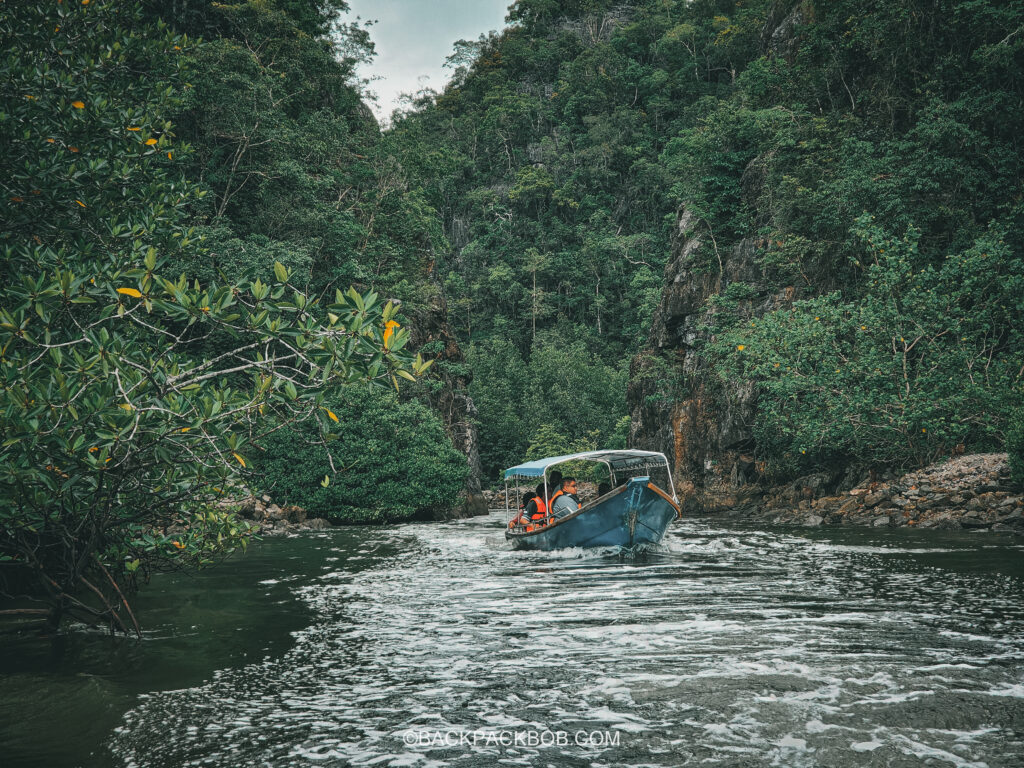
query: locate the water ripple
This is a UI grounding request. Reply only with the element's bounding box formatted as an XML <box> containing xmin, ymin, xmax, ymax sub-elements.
<box><xmin>111</xmin><ymin>514</ymin><xmax>1024</xmax><ymax>767</ymax></box>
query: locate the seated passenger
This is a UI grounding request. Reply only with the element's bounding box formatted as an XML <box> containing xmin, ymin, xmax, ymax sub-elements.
<box><xmin>509</xmin><ymin>491</ymin><xmax>536</xmax><ymax>527</ymax></box>
<box><xmin>550</xmin><ymin>477</ymin><xmax>580</xmax><ymax>519</ymax></box>
<box><xmin>524</xmin><ymin>483</ymin><xmax>548</xmax><ymax>522</ymax></box>
<box><xmin>597</xmin><ymin>481</ymin><xmax>611</xmax><ymax>497</ymax></box>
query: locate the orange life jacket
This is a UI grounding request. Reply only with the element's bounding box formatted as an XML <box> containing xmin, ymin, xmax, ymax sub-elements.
<box><xmin>527</xmin><ymin>496</ymin><xmax>547</xmax><ymax>520</ymax></box>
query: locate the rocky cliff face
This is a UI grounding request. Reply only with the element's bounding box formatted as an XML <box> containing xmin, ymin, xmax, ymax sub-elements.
<box><xmin>628</xmin><ymin>207</ymin><xmax>796</xmax><ymax>512</ymax></box>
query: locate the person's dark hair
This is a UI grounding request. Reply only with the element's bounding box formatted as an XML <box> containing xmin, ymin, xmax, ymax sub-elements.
<box><xmin>548</xmin><ymin>469</ymin><xmax>562</xmax><ymax>488</ymax></box>
<box><xmin>535</xmin><ymin>482</ymin><xmax>546</xmax><ymax>498</ymax></box>
<box><xmin>520</xmin><ymin>491</ymin><xmax>536</xmax><ymax>509</ymax></box>
<box><xmin>597</xmin><ymin>481</ymin><xmax>611</xmax><ymax>496</ymax></box>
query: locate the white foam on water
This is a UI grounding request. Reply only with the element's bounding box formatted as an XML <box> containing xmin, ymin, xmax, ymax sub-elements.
<box><xmin>893</xmin><ymin>734</ymin><xmax>991</xmax><ymax>767</ymax></box>
<box><xmin>851</xmin><ymin>740</ymin><xmax>884</xmax><ymax>752</ymax></box>
<box><xmin>106</xmin><ymin>515</ymin><xmax>1024</xmax><ymax>767</ymax></box>
<box><xmin>986</xmin><ymin>682</ymin><xmax>1024</xmax><ymax>697</ymax></box>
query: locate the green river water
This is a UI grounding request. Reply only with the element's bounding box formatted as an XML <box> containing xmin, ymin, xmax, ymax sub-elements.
<box><xmin>1</xmin><ymin>512</ymin><xmax>1022</xmax><ymax>767</ymax></box>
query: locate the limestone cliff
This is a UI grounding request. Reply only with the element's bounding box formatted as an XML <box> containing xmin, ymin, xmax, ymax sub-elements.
<box><xmin>628</xmin><ymin>207</ymin><xmax>796</xmax><ymax>512</ymax></box>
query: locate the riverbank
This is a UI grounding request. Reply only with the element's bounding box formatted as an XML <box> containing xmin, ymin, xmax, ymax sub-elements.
<box><xmin>725</xmin><ymin>453</ymin><xmax>1023</xmax><ymax>533</ymax></box>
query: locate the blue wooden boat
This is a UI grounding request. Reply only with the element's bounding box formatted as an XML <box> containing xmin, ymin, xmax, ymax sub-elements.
<box><xmin>503</xmin><ymin>450</ymin><xmax>680</xmax><ymax>551</ymax></box>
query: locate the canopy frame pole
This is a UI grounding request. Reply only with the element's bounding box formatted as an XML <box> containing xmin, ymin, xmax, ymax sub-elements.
<box><xmin>504</xmin><ymin>479</ymin><xmax>510</xmax><ymax>522</ymax></box>
<box><xmin>664</xmin><ymin>455</ymin><xmax>678</xmax><ymax>502</ymax></box>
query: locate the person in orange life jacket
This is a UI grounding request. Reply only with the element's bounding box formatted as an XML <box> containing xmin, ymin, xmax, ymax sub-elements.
<box><xmin>509</xmin><ymin>491</ymin><xmax>536</xmax><ymax>527</ymax></box>
<box><xmin>550</xmin><ymin>477</ymin><xmax>580</xmax><ymax>519</ymax></box>
<box><xmin>523</xmin><ymin>483</ymin><xmax>548</xmax><ymax>522</ymax></box>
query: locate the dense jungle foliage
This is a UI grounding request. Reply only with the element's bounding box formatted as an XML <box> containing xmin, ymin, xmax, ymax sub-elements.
<box><xmin>389</xmin><ymin>0</ymin><xmax>1023</xmax><ymax>480</ymax></box>
<box><xmin>0</xmin><ymin>0</ymin><xmax>446</xmax><ymax>632</ymax></box>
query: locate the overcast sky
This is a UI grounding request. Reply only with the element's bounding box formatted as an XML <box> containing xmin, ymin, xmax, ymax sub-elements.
<box><xmin>344</xmin><ymin>0</ymin><xmax>511</xmax><ymax>125</ymax></box>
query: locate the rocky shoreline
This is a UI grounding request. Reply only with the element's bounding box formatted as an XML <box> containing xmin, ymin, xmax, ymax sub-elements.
<box><xmin>721</xmin><ymin>453</ymin><xmax>1023</xmax><ymax>534</ymax></box>
<box><xmin>221</xmin><ymin>494</ymin><xmax>333</xmax><ymax>535</ymax></box>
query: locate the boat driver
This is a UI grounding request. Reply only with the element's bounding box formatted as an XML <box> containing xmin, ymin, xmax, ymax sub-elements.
<box><xmin>550</xmin><ymin>477</ymin><xmax>580</xmax><ymax>519</ymax></box>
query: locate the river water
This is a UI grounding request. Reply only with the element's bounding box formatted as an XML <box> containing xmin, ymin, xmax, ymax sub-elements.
<box><xmin>2</xmin><ymin>512</ymin><xmax>1023</xmax><ymax>767</ymax></box>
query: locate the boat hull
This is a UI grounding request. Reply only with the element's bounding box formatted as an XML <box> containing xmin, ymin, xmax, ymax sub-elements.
<box><xmin>505</xmin><ymin>478</ymin><xmax>678</xmax><ymax>551</ymax></box>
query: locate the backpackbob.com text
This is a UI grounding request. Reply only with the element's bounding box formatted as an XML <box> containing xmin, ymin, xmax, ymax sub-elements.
<box><xmin>402</xmin><ymin>729</ymin><xmax>621</xmax><ymax>748</ymax></box>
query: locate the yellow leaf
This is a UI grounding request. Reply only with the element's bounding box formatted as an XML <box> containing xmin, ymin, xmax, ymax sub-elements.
<box><xmin>145</xmin><ymin>138</ymin><xmax>157</xmax><ymax>146</ymax></box>
<box><xmin>71</xmin><ymin>100</ymin><xmax>85</xmax><ymax>109</ymax></box>
<box><xmin>180</xmin><ymin>427</ymin><xmax>190</xmax><ymax>433</ymax></box>
<box><xmin>736</xmin><ymin>344</ymin><xmax>745</xmax><ymax>351</ymax></box>
<box><xmin>116</xmin><ymin>287</ymin><xmax>142</xmax><ymax>298</ymax></box>
<box><xmin>167</xmin><ymin>151</ymin><xmax>172</xmax><ymax>159</ymax></box>
<box><xmin>118</xmin><ymin>403</ymin><xmax>133</xmax><ymax>411</ymax></box>
<box><xmin>324</xmin><ymin>408</ymin><xmax>339</xmax><ymax>423</ymax></box>
<box><xmin>127</xmin><ymin>126</ymin><xmax>141</xmax><ymax>131</ymax></box>
<box><xmin>74</xmin><ymin>199</ymin><xmax>86</xmax><ymax>207</ymax></box>
<box><xmin>383</xmin><ymin>320</ymin><xmax>400</xmax><ymax>346</ymax></box>
<box><xmin>233</xmin><ymin>452</ymin><xmax>246</xmax><ymax>468</ymax></box>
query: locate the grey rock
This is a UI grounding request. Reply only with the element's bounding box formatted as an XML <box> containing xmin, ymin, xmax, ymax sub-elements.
<box><xmin>961</xmin><ymin>515</ymin><xmax>991</xmax><ymax>529</ymax></box>
<box><xmin>803</xmin><ymin>515</ymin><xmax>824</xmax><ymax>527</ymax></box>
<box><xmin>864</xmin><ymin>491</ymin><xmax>889</xmax><ymax>508</ymax></box>
<box><xmin>873</xmin><ymin>515</ymin><xmax>891</xmax><ymax>527</ymax></box>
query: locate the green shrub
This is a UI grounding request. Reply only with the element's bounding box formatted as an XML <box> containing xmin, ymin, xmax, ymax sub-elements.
<box><xmin>1008</xmin><ymin>406</ymin><xmax>1024</xmax><ymax>488</ymax></box>
<box><xmin>257</xmin><ymin>389</ymin><xmax>468</xmax><ymax>522</ymax></box>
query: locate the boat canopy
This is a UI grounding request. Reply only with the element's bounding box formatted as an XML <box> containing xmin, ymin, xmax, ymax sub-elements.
<box><xmin>503</xmin><ymin>449</ymin><xmax>670</xmax><ymax>480</ymax></box>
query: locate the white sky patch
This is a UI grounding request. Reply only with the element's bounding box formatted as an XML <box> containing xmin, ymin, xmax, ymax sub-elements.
<box><xmin>344</xmin><ymin>0</ymin><xmax>511</xmax><ymax>125</ymax></box>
